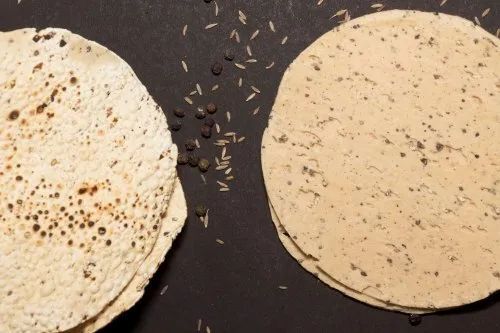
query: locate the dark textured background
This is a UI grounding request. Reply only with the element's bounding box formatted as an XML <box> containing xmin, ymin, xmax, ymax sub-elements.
<box><xmin>1</xmin><ymin>1</ymin><xmax>498</xmax><ymax>332</ymax></box>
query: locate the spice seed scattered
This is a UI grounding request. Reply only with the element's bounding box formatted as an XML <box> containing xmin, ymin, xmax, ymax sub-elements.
<box><xmin>189</xmin><ymin>90</ymin><xmax>198</xmax><ymax>96</ymax></box>
<box><xmin>217</xmin><ymin>181</ymin><xmax>228</xmax><ymax>188</ymax></box>
<box><xmin>185</xmin><ymin>139</ymin><xmax>197</xmax><ymax>151</ymax></box>
<box><xmin>201</xmin><ymin>174</ymin><xmax>207</xmax><ymax>184</ymax></box>
<box><xmin>481</xmin><ymin>8</ymin><xmax>490</xmax><ymax>17</ymax></box>
<box><xmin>201</xmin><ymin>125</ymin><xmax>212</xmax><ymax>138</ymax></box>
<box><xmin>230</xmin><ymin>29</ymin><xmax>236</xmax><ymax>39</ymax></box>
<box><xmin>211</xmin><ymin>62</ymin><xmax>223</xmax><ymax>75</ymax></box>
<box><xmin>269</xmin><ymin>21</ymin><xmax>275</xmax><ymax>32</ymax></box>
<box><xmin>235</xmin><ymin>63</ymin><xmax>246</xmax><ymax>69</ymax></box>
<box><xmin>184</xmin><ymin>97</ymin><xmax>193</xmax><ymax>105</ymax></box>
<box><xmin>224</xmin><ymin>49</ymin><xmax>235</xmax><ymax>61</ymax></box>
<box><xmin>237</xmin><ymin>136</ymin><xmax>246</xmax><ymax>143</ymax></box>
<box><xmin>173</xmin><ymin>107</ymin><xmax>185</xmax><ymax>118</ymax></box>
<box><xmin>265</xmin><ymin>62</ymin><xmax>275</xmax><ymax>69</ymax></box>
<box><xmin>226</xmin><ymin>175</ymin><xmax>234</xmax><ymax>181</ymax></box>
<box><xmin>252</xmin><ymin>107</ymin><xmax>260</xmax><ymax>115</ymax></box>
<box><xmin>245</xmin><ymin>59</ymin><xmax>257</xmax><ymax>63</ymax></box>
<box><xmin>235</xmin><ymin>31</ymin><xmax>241</xmax><ymax>43</ymax></box>
<box><xmin>225</xmin><ymin>168</ymin><xmax>232</xmax><ymax>175</ymax></box>
<box><xmin>216</xmin><ymin>239</ymin><xmax>224</xmax><ymax>245</ymax></box>
<box><xmin>206</xmin><ymin>326</ymin><xmax>211</xmax><ymax>333</ymax></box>
<box><xmin>195</xmin><ymin>109</ymin><xmax>206</xmax><ymax>119</ymax></box>
<box><xmin>182</xmin><ymin>25</ymin><xmax>188</xmax><ymax>36</ymax></box>
<box><xmin>214</xmin><ymin>1</ymin><xmax>219</xmax><ymax>16</ymax></box>
<box><xmin>238</xmin><ymin>10</ymin><xmax>247</xmax><ymax>20</ymax></box>
<box><xmin>251</xmin><ymin>86</ymin><xmax>261</xmax><ymax>93</ymax></box>
<box><xmin>226</xmin><ymin>111</ymin><xmax>231</xmax><ymax>122</ymax></box>
<box><xmin>331</xmin><ymin>9</ymin><xmax>347</xmax><ymax>19</ymax></box>
<box><xmin>205</xmin><ymin>23</ymin><xmax>219</xmax><ymax>29</ymax></box>
<box><xmin>219</xmin><ymin>187</ymin><xmax>230</xmax><ymax>192</ymax></box>
<box><xmin>238</xmin><ymin>77</ymin><xmax>243</xmax><ymax>87</ymax></box>
<box><xmin>246</xmin><ymin>45</ymin><xmax>252</xmax><ymax>56</ymax></box>
<box><xmin>238</xmin><ymin>16</ymin><xmax>246</xmax><ymax>25</ymax></box>
<box><xmin>196</xmin><ymin>83</ymin><xmax>202</xmax><ymax>95</ymax></box>
<box><xmin>317</xmin><ymin>0</ymin><xmax>324</xmax><ymax>5</ymax></box>
<box><xmin>278</xmin><ymin>285</ymin><xmax>288</xmax><ymax>290</ymax></box>
<box><xmin>211</xmin><ymin>84</ymin><xmax>219</xmax><ymax>91</ymax></box>
<box><xmin>439</xmin><ymin>0</ymin><xmax>447</xmax><ymax>6</ymax></box>
<box><xmin>222</xmin><ymin>155</ymin><xmax>231</xmax><ymax>161</ymax></box>
<box><xmin>181</xmin><ymin>60</ymin><xmax>188</xmax><ymax>72</ymax></box>
<box><xmin>195</xmin><ymin>139</ymin><xmax>200</xmax><ymax>148</ymax></box>
<box><xmin>215</xmin><ymin>123</ymin><xmax>220</xmax><ymax>133</ymax></box>
<box><xmin>195</xmin><ymin>204</ymin><xmax>208</xmax><ymax>217</ymax></box>
<box><xmin>474</xmin><ymin>16</ymin><xmax>480</xmax><ymax>26</ymax></box>
<box><xmin>250</xmin><ymin>29</ymin><xmax>260</xmax><ymax>40</ymax></box>
<box><xmin>216</xmin><ymin>165</ymin><xmax>228</xmax><ymax>171</ymax></box>
<box><xmin>371</xmin><ymin>3</ymin><xmax>384</xmax><ymax>9</ymax></box>
<box><xmin>188</xmin><ymin>154</ymin><xmax>199</xmax><ymax>167</ymax></box>
<box><xmin>177</xmin><ymin>153</ymin><xmax>188</xmax><ymax>165</ymax></box>
<box><xmin>224</xmin><ymin>132</ymin><xmax>236</xmax><ymax>137</ymax></box>
<box><xmin>198</xmin><ymin>158</ymin><xmax>211</xmax><ymax>172</ymax></box>
<box><xmin>170</xmin><ymin>120</ymin><xmax>182</xmax><ymax>131</ymax></box>
<box><xmin>281</xmin><ymin>36</ymin><xmax>288</xmax><ymax>45</ymax></box>
<box><xmin>246</xmin><ymin>93</ymin><xmax>256</xmax><ymax>101</ymax></box>
<box><xmin>160</xmin><ymin>284</ymin><xmax>169</xmax><ymax>295</ymax></box>
<box><xmin>197</xmin><ymin>319</ymin><xmax>202</xmax><ymax>332</ymax></box>
<box><xmin>206</xmin><ymin>102</ymin><xmax>217</xmax><ymax>114</ymax></box>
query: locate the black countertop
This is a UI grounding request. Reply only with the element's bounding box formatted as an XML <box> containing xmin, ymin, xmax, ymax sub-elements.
<box><xmin>1</xmin><ymin>1</ymin><xmax>498</xmax><ymax>332</ymax></box>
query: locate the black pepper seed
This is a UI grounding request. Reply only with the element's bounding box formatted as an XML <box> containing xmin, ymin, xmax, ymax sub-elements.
<box><xmin>420</xmin><ymin>158</ymin><xmax>428</xmax><ymax>166</ymax></box>
<box><xmin>195</xmin><ymin>204</ymin><xmax>207</xmax><ymax>217</ymax></box>
<box><xmin>201</xmin><ymin>125</ymin><xmax>212</xmax><ymax>138</ymax></box>
<box><xmin>59</xmin><ymin>39</ymin><xmax>67</xmax><ymax>47</ymax></box>
<box><xmin>173</xmin><ymin>107</ymin><xmax>185</xmax><ymax>118</ymax></box>
<box><xmin>211</xmin><ymin>62</ymin><xmax>223</xmax><ymax>75</ymax></box>
<box><xmin>224</xmin><ymin>49</ymin><xmax>235</xmax><ymax>61</ymax></box>
<box><xmin>98</xmin><ymin>227</ymin><xmax>106</xmax><ymax>235</ymax></box>
<box><xmin>33</xmin><ymin>224</ymin><xmax>40</xmax><ymax>232</ymax></box>
<box><xmin>177</xmin><ymin>153</ymin><xmax>188</xmax><ymax>165</ymax></box>
<box><xmin>170</xmin><ymin>120</ymin><xmax>182</xmax><ymax>132</ymax></box>
<box><xmin>185</xmin><ymin>139</ymin><xmax>197</xmax><ymax>151</ymax></box>
<box><xmin>198</xmin><ymin>158</ymin><xmax>210</xmax><ymax>172</ymax></box>
<box><xmin>204</xmin><ymin>117</ymin><xmax>215</xmax><ymax>128</ymax></box>
<box><xmin>195</xmin><ymin>109</ymin><xmax>206</xmax><ymax>119</ymax></box>
<box><xmin>188</xmin><ymin>154</ymin><xmax>199</xmax><ymax>167</ymax></box>
<box><xmin>206</xmin><ymin>102</ymin><xmax>217</xmax><ymax>114</ymax></box>
<box><xmin>436</xmin><ymin>142</ymin><xmax>444</xmax><ymax>151</ymax></box>
<box><xmin>416</xmin><ymin>141</ymin><xmax>425</xmax><ymax>149</ymax></box>
<box><xmin>106</xmin><ymin>239</ymin><xmax>112</xmax><ymax>246</ymax></box>
<box><xmin>408</xmin><ymin>314</ymin><xmax>422</xmax><ymax>326</ymax></box>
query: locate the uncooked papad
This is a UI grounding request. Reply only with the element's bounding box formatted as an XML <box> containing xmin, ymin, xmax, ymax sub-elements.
<box><xmin>0</xmin><ymin>28</ymin><xmax>178</xmax><ymax>332</ymax></box>
<box><xmin>262</xmin><ymin>10</ymin><xmax>500</xmax><ymax>310</ymax></box>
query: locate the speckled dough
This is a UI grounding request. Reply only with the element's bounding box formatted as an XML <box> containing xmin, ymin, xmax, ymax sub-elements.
<box><xmin>70</xmin><ymin>179</ymin><xmax>186</xmax><ymax>333</ymax></box>
<box><xmin>270</xmin><ymin>202</ymin><xmax>433</xmax><ymax>313</ymax></box>
<box><xmin>262</xmin><ymin>10</ymin><xmax>500</xmax><ymax>309</ymax></box>
<box><xmin>0</xmin><ymin>28</ymin><xmax>178</xmax><ymax>332</ymax></box>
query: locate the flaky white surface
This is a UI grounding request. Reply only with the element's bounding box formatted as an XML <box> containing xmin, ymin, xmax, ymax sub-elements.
<box><xmin>262</xmin><ymin>10</ymin><xmax>500</xmax><ymax>309</ymax></box>
<box><xmin>0</xmin><ymin>28</ymin><xmax>177</xmax><ymax>332</ymax></box>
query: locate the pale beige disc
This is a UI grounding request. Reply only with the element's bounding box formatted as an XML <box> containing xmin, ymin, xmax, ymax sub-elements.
<box><xmin>262</xmin><ymin>10</ymin><xmax>500</xmax><ymax>309</ymax></box>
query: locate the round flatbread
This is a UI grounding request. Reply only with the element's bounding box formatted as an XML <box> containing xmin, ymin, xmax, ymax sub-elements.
<box><xmin>70</xmin><ymin>179</ymin><xmax>186</xmax><ymax>333</ymax></box>
<box><xmin>0</xmin><ymin>28</ymin><xmax>177</xmax><ymax>332</ymax></box>
<box><xmin>262</xmin><ymin>10</ymin><xmax>500</xmax><ymax>309</ymax></box>
<box><xmin>269</xmin><ymin>202</ymin><xmax>431</xmax><ymax>314</ymax></box>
